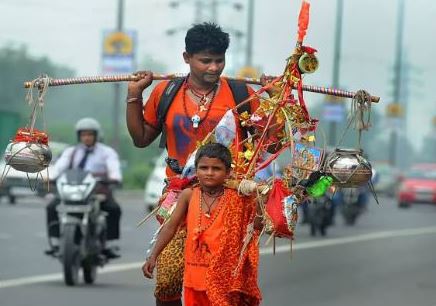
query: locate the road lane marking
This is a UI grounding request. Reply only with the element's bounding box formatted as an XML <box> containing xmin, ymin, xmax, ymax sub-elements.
<box><xmin>2</xmin><ymin>225</ymin><xmax>436</xmax><ymax>289</ymax></box>
<box><xmin>0</xmin><ymin>263</ymin><xmax>143</xmax><ymax>289</ymax></box>
<box><xmin>0</xmin><ymin>274</ymin><xmax>63</xmax><ymax>288</ymax></box>
<box><xmin>260</xmin><ymin>225</ymin><xmax>436</xmax><ymax>255</ymax></box>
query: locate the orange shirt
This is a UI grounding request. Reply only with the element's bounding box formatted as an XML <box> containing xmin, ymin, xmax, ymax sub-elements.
<box><xmin>184</xmin><ymin>187</ymin><xmax>226</xmax><ymax>291</ymax></box>
<box><xmin>143</xmin><ymin>78</ymin><xmax>257</xmax><ymax>177</ymax></box>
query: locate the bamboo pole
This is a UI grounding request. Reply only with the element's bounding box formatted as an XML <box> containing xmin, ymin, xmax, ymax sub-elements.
<box><xmin>24</xmin><ymin>73</ymin><xmax>380</xmax><ymax>103</ymax></box>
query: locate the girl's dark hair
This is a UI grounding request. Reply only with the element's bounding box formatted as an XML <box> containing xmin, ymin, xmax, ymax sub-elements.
<box><xmin>185</xmin><ymin>22</ymin><xmax>230</xmax><ymax>55</ymax></box>
<box><xmin>195</xmin><ymin>143</ymin><xmax>232</xmax><ymax>170</ymax></box>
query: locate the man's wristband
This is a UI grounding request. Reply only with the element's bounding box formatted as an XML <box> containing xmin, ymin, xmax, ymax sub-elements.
<box><xmin>126</xmin><ymin>97</ymin><xmax>143</xmax><ymax>104</ymax></box>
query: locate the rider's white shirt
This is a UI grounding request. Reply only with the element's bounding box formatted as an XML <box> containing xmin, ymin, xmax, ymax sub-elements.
<box><xmin>51</xmin><ymin>143</ymin><xmax>122</xmax><ymax>182</ymax></box>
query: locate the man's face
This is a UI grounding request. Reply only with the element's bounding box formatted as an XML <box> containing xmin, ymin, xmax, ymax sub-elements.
<box><xmin>79</xmin><ymin>130</ymin><xmax>96</xmax><ymax>147</ymax></box>
<box><xmin>183</xmin><ymin>51</ymin><xmax>225</xmax><ymax>84</ymax></box>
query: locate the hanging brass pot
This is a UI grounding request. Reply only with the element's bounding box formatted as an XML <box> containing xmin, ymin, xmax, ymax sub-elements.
<box><xmin>324</xmin><ymin>148</ymin><xmax>372</xmax><ymax>187</ymax></box>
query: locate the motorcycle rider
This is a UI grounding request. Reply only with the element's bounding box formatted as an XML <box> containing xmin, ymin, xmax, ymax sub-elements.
<box><xmin>45</xmin><ymin>117</ymin><xmax>122</xmax><ymax>259</ymax></box>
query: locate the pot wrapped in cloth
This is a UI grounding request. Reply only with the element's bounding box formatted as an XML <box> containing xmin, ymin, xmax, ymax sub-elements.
<box><xmin>4</xmin><ymin>128</ymin><xmax>52</xmax><ymax>173</ymax></box>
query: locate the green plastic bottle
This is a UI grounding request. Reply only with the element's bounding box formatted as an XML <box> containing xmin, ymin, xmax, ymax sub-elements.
<box><xmin>307</xmin><ymin>175</ymin><xmax>333</xmax><ymax>198</ymax></box>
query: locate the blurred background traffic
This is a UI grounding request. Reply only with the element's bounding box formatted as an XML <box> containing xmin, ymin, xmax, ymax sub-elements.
<box><xmin>1</xmin><ymin>0</ymin><xmax>435</xmax><ymax>192</ymax></box>
<box><xmin>1</xmin><ymin>1</ymin><xmax>436</xmax><ymax>305</ymax></box>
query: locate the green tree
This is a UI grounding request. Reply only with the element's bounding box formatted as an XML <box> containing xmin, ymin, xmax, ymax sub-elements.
<box><xmin>0</xmin><ymin>46</ymin><xmax>168</xmax><ymax>189</ymax></box>
<box><xmin>0</xmin><ymin>45</ymin><xmax>73</xmax><ymax>149</ymax></box>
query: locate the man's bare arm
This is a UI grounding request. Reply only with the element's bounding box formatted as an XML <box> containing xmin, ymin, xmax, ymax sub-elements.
<box><xmin>125</xmin><ymin>70</ymin><xmax>160</xmax><ymax>147</ymax></box>
<box><xmin>126</xmin><ymin>102</ymin><xmax>160</xmax><ymax>147</ymax></box>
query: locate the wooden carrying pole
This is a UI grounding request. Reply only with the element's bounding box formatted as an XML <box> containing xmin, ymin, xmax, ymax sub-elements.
<box><xmin>24</xmin><ymin>73</ymin><xmax>380</xmax><ymax>103</ymax></box>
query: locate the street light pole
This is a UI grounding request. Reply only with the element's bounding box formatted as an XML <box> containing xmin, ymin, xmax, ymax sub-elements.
<box><xmin>194</xmin><ymin>0</ymin><xmax>203</xmax><ymax>23</ymax></box>
<box><xmin>245</xmin><ymin>0</ymin><xmax>254</xmax><ymax>67</ymax></box>
<box><xmin>328</xmin><ymin>0</ymin><xmax>344</xmax><ymax>147</ymax></box>
<box><xmin>389</xmin><ymin>0</ymin><xmax>405</xmax><ymax>167</ymax></box>
<box><xmin>112</xmin><ymin>0</ymin><xmax>124</xmax><ymax>150</ymax></box>
<box><xmin>211</xmin><ymin>0</ymin><xmax>218</xmax><ymax>23</ymax></box>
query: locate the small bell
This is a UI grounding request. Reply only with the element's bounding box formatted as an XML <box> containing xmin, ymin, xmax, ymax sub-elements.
<box><xmin>298</xmin><ymin>52</ymin><xmax>319</xmax><ymax>74</ymax></box>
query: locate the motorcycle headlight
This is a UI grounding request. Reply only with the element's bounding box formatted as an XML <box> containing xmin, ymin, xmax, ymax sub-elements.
<box><xmin>60</xmin><ymin>184</ymin><xmax>90</xmax><ymax>201</ymax></box>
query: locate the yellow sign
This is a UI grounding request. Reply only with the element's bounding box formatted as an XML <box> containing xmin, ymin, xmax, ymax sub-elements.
<box><xmin>432</xmin><ymin>116</ymin><xmax>436</xmax><ymax>126</ymax></box>
<box><xmin>325</xmin><ymin>95</ymin><xmax>345</xmax><ymax>103</ymax></box>
<box><xmin>237</xmin><ymin>66</ymin><xmax>259</xmax><ymax>79</ymax></box>
<box><xmin>103</xmin><ymin>32</ymin><xmax>134</xmax><ymax>56</ymax></box>
<box><xmin>386</xmin><ymin>103</ymin><xmax>403</xmax><ymax>117</ymax></box>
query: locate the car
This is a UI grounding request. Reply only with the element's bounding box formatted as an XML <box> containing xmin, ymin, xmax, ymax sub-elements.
<box><xmin>0</xmin><ymin>141</ymin><xmax>68</xmax><ymax>204</ymax></box>
<box><xmin>372</xmin><ymin>161</ymin><xmax>402</xmax><ymax>197</ymax></box>
<box><xmin>397</xmin><ymin>164</ymin><xmax>436</xmax><ymax>208</ymax></box>
<box><xmin>144</xmin><ymin>151</ymin><xmax>167</xmax><ymax>212</ymax></box>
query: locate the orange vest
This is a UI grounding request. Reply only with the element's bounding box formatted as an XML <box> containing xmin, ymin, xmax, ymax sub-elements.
<box><xmin>184</xmin><ymin>187</ymin><xmax>226</xmax><ymax>291</ymax></box>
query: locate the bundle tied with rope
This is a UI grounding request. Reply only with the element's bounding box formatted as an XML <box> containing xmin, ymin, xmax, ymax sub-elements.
<box><xmin>1</xmin><ymin>75</ymin><xmax>52</xmax><ymax>191</ymax></box>
<box><xmin>222</xmin><ymin>1</ymin><xmax>380</xmax><ymax>250</ymax></box>
<box><xmin>323</xmin><ymin>89</ymin><xmax>376</xmax><ymax>192</ymax></box>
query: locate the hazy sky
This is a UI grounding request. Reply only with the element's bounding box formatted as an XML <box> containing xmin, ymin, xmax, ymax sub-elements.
<box><xmin>1</xmin><ymin>0</ymin><xmax>435</xmax><ymax>148</ymax></box>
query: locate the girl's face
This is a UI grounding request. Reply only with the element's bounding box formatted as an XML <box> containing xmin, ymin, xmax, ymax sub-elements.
<box><xmin>195</xmin><ymin>156</ymin><xmax>230</xmax><ymax>188</ymax></box>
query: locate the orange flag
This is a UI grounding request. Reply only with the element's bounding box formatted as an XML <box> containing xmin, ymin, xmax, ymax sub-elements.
<box><xmin>297</xmin><ymin>0</ymin><xmax>310</xmax><ymax>43</ymax></box>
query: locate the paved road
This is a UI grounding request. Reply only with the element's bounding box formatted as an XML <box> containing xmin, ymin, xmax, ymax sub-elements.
<box><xmin>1</xmin><ymin>192</ymin><xmax>436</xmax><ymax>306</ymax></box>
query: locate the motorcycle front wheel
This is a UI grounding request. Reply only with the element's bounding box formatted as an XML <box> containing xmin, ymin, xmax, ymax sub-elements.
<box><xmin>62</xmin><ymin>224</ymin><xmax>81</xmax><ymax>286</ymax></box>
<box><xmin>82</xmin><ymin>259</ymin><xmax>97</xmax><ymax>284</ymax></box>
<box><xmin>342</xmin><ymin>207</ymin><xmax>358</xmax><ymax>225</ymax></box>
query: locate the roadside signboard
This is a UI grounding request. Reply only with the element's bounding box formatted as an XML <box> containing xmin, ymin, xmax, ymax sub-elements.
<box><xmin>322</xmin><ymin>103</ymin><xmax>345</xmax><ymax>122</ymax></box>
<box><xmin>102</xmin><ymin>30</ymin><xmax>137</xmax><ymax>74</ymax></box>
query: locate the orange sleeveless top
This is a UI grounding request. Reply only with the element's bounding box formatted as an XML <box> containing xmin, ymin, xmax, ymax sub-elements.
<box><xmin>184</xmin><ymin>187</ymin><xmax>227</xmax><ymax>291</ymax></box>
<box><xmin>184</xmin><ymin>187</ymin><xmax>262</xmax><ymax>305</ymax></box>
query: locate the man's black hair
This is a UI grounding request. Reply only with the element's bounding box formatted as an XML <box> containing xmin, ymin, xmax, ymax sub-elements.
<box><xmin>185</xmin><ymin>22</ymin><xmax>230</xmax><ymax>55</ymax></box>
<box><xmin>195</xmin><ymin>143</ymin><xmax>232</xmax><ymax>170</ymax></box>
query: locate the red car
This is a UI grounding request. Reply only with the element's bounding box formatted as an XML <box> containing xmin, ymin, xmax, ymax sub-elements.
<box><xmin>397</xmin><ymin>164</ymin><xmax>436</xmax><ymax>208</ymax></box>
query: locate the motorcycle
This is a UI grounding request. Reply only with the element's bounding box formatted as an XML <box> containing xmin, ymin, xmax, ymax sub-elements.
<box><xmin>306</xmin><ymin>192</ymin><xmax>334</xmax><ymax>237</ymax></box>
<box><xmin>335</xmin><ymin>187</ymin><xmax>368</xmax><ymax>225</ymax></box>
<box><xmin>50</xmin><ymin>169</ymin><xmax>112</xmax><ymax>286</ymax></box>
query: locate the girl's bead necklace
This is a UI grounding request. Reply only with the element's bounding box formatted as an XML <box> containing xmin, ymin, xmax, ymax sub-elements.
<box><xmin>194</xmin><ymin>189</ymin><xmax>225</xmax><ymax>235</ymax></box>
<box><xmin>201</xmin><ymin>188</ymin><xmax>224</xmax><ymax>218</ymax></box>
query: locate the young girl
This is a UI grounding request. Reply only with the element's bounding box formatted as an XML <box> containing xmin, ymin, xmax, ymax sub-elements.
<box><xmin>142</xmin><ymin>143</ymin><xmax>262</xmax><ymax>306</ymax></box>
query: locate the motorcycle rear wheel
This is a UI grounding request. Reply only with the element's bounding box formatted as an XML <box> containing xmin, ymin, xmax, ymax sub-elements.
<box><xmin>62</xmin><ymin>224</ymin><xmax>81</xmax><ymax>286</ymax></box>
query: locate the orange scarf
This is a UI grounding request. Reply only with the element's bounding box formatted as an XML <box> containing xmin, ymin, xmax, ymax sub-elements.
<box><xmin>205</xmin><ymin>188</ymin><xmax>261</xmax><ymax>306</ymax></box>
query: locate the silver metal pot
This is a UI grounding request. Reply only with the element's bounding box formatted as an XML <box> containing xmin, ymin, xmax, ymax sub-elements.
<box><xmin>325</xmin><ymin>148</ymin><xmax>372</xmax><ymax>187</ymax></box>
<box><xmin>4</xmin><ymin>142</ymin><xmax>52</xmax><ymax>173</ymax></box>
